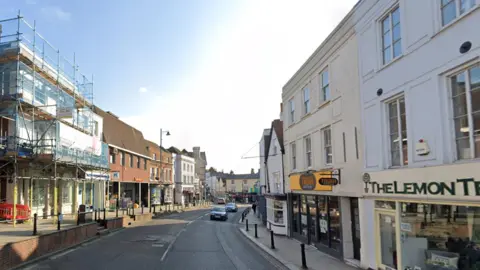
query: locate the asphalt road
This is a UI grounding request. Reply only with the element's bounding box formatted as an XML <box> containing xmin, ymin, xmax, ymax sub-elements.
<box><xmin>22</xmin><ymin>208</ymin><xmax>288</xmax><ymax>270</ymax></box>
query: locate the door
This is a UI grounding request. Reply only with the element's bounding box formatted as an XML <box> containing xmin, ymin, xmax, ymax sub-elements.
<box><xmin>350</xmin><ymin>198</ymin><xmax>361</xmax><ymax>260</ymax></box>
<box><xmin>377</xmin><ymin>212</ymin><xmax>397</xmax><ymax>269</ymax></box>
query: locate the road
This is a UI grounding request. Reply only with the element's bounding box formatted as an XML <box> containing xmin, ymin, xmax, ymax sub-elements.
<box><xmin>22</xmin><ymin>208</ymin><xmax>288</xmax><ymax>270</ymax></box>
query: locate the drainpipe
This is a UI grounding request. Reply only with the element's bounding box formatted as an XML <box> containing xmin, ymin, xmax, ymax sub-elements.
<box><xmin>281</xmin><ymin>149</ymin><xmax>285</xmax><ymax>195</ymax></box>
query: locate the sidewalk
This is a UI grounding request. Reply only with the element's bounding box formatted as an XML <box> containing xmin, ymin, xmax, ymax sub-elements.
<box><xmin>239</xmin><ymin>211</ymin><xmax>356</xmax><ymax>270</ymax></box>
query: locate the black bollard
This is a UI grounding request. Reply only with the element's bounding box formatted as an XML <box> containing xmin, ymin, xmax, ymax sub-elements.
<box><xmin>153</xmin><ymin>205</ymin><xmax>156</xmax><ymax>214</ymax></box>
<box><xmin>246</xmin><ymin>219</ymin><xmax>249</xmax><ymax>231</ymax></box>
<box><xmin>57</xmin><ymin>212</ymin><xmax>61</xmax><ymax>231</ymax></box>
<box><xmin>77</xmin><ymin>210</ymin><xmax>80</xmax><ymax>225</ymax></box>
<box><xmin>270</xmin><ymin>230</ymin><xmax>275</xmax><ymax>249</ymax></box>
<box><xmin>94</xmin><ymin>209</ymin><xmax>97</xmax><ymax>221</ymax></box>
<box><xmin>33</xmin><ymin>213</ymin><xmax>38</xmax><ymax>235</ymax></box>
<box><xmin>116</xmin><ymin>206</ymin><xmax>119</xmax><ymax>218</ymax></box>
<box><xmin>242</xmin><ymin>213</ymin><xmax>245</xmax><ymax>222</ymax></box>
<box><xmin>255</xmin><ymin>224</ymin><xmax>258</xmax><ymax>238</ymax></box>
<box><xmin>301</xmin><ymin>243</ymin><xmax>307</xmax><ymax>269</ymax></box>
<box><xmin>103</xmin><ymin>208</ymin><xmax>106</xmax><ymax>221</ymax></box>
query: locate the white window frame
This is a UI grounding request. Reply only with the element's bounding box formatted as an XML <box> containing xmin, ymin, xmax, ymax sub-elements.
<box><xmin>380</xmin><ymin>6</ymin><xmax>402</xmax><ymax>65</ymax></box>
<box><xmin>291</xmin><ymin>142</ymin><xmax>296</xmax><ymax>170</ymax></box>
<box><xmin>449</xmin><ymin>64</ymin><xmax>480</xmax><ymax>160</ymax></box>
<box><xmin>323</xmin><ymin>127</ymin><xmax>333</xmax><ymax>165</ymax></box>
<box><xmin>386</xmin><ymin>96</ymin><xmax>408</xmax><ymax>167</ymax></box>
<box><xmin>303</xmin><ymin>87</ymin><xmax>310</xmax><ymax>115</ymax></box>
<box><xmin>289</xmin><ymin>98</ymin><xmax>295</xmax><ymax>124</ymax></box>
<box><xmin>441</xmin><ymin>0</ymin><xmax>477</xmax><ymax>27</ymax></box>
<box><xmin>304</xmin><ymin>136</ymin><xmax>312</xmax><ymax>168</ymax></box>
<box><xmin>320</xmin><ymin>69</ymin><xmax>330</xmax><ymax>102</ymax></box>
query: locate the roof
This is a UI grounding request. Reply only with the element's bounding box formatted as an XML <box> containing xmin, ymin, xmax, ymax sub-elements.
<box><xmin>265</xmin><ymin>119</ymin><xmax>284</xmax><ymax>162</ymax></box>
<box><xmin>167</xmin><ymin>146</ymin><xmax>182</xmax><ymax>154</ymax></box>
<box><xmin>144</xmin><ymin>140</ymin><xmax>170</xmax><ymax>153</ymax></box>
<box><xmin>93</xmin><ymin>106</ymin><xmax>149</xmax><ymax>156</ymax></box>
<box><xmin>210</xmin><ymin>171</ymin><xmax>260</xmax><ymax>180</ymax></box>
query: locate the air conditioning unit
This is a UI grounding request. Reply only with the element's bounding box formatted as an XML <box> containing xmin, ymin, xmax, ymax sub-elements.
<box><xmin>113</xmin><ymin>148</ymin><xmax>118</xmax><ymax>154</ymax></box>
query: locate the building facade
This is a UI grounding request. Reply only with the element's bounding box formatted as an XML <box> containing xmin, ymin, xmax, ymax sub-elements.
<box><xmin>170</xmin><ymin>147</ymin><xmax>196</xmax><ymax>205</ymax></box>
<box><xmin>190</xmin><ymin>147</ymin><xmax>207</xmax><ymax>200</ymax></box>
<box><xmin>355</xmin><ymin>1</ymin><xmax>480</xmax><ymax>269</ymax></box>
<box><xmin>282</xmin><ymin>4</ymin><xmax>365</xmax><ymax>264</ymax></box>
<box><xmin>265</xmin><ymin>120</ymin><xmax>288</xmax><ymax>235</ymax></box>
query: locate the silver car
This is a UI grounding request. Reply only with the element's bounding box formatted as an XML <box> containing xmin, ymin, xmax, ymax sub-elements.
<box><xmin>210</xmin><ymin>205</ymin><xmax>228</xmax><ymax>221</ymax></box>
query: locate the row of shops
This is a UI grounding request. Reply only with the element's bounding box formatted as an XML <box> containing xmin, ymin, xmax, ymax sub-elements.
<box><xmin>266</xmin><ymin>162</ymin><xmax>480</xmax><ymax>270</ymax></box>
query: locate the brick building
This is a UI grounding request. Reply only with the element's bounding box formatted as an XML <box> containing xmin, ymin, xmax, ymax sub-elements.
<box><xmin>145</xmin><ymin>140</ymin><xmax>173</xmax><ymax>205</ymax></box>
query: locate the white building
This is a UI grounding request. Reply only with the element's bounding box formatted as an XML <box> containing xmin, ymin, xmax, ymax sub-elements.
<box><xmin>259</xmin><ymin>128</ymin><xmax>271</xmax><ymax>195</ymax></box>
<box><xmin>282</xmin><ymin>3</ymin><xmax>365</xmax><ymax>265</ymax></box>
<box><xmin>355</xmin><ymin>1</ymin><xmax>480</xmax><ymax>269</ymax></box>
<box><xmin>170</xmin><ymin>148</ymin><xmax>196</xmax><ymax>205</ymax></box>
<box><xmin>265</xmin><ymin>120</ymin><xmax>288</xmax><ymax>235</ymax></box>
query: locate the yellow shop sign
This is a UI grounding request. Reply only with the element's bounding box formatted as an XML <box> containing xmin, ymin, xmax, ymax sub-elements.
<box><xmin>289</xmin><ymin>170</ymin><xmax>340</xmax><ymax>192</ymax></box>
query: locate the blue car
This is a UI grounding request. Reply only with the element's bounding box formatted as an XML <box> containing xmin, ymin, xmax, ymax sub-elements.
<box><xmin>210</xmin><ymin>205</ymin><xmax>228</xmax><ymax>221</ymax></box>
<box><xmin>225</xmin><ymin>203</ymin><xmax>238</xmax><ymax>212</ymax></box>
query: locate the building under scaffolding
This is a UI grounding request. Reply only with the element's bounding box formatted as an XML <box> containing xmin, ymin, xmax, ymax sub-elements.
<box><xmin>0</xmin><ymin>13</ymin><xmax>109</xmax><ymax>222</ymax></box>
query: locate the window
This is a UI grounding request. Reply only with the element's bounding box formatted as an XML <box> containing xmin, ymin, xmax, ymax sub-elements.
<box><xmin>183</xmin><ymin>163</ymin><xmax>186</xmax><ymax>171</ymax></box>
<box><xmin>183</xmin><ymin>175</ymin><xmax>186</xmax><ymax>183</ymax></box>
<box><xmin>231</xmin><ymin>179</ymin><xmax>234</xmax><ymax>184</ymax></box>
<box><xmin>62</xmin><ymin>182</ymin><xmax>72</xmax><ymax>204</ymax></box>
<box><xmin>120</xmin><ymin>152</ymin><xmax>125</xmax><ymax>166</ymax></box>
<box><xmin>303</xmin><ymin>87</ymin><xmax>310</xmax><ymax>115</ymax></box>
<box><xmin>387</xmin><ymin>97</ymin><xmax>408</xmax><ymax>166</ymax></box>
<box><xmin>273</xmin><ymin>145</ymin><xmax>277</xmax><ymax>155</ymax></box>
<box><xmin>93</xmin><ymin>121</ymin><xmax>99</xmax><ymax>137</ymax></box>
<box><xmin>153</xmin><ymin>153</ymin><xmax>156</xmax><ymax>160</ymax></box>
<box><xmin>320</xmin><ymin>70</ymin><xmax>330</xmax><ymax>102</ymax></box>
<box><xmin>451</xmin><ymin>65</ymin><xmax>480</xmax><ymax>159</ymax></box>
<box><xmin>150</xmin><ymin>168</ymin><xmax>155</xmax><ymax>180</ymax></box>
<box><xmin>144</xmin><ymin>159</ymin><xmax>147</xmax><ymax>170</ymax></box>
<box><xmin>109</xmin><ymin>150</ymin><xmax>116</xmax><ymax>164</ymax></box>
<box><xmin>441</xmin><ymin>0</ymin><xmax>476</xmax><ymax>26</ymax></box>
<box><xmin>291</xmin><ymin>143</ymin><xmax>297</xmax><ymax>170</ymax></box>
<box><xmin>129</xmin><ymin>154</ymin><xmax>133</xmax><ymax>167</ymax></box>
<box><xmin>381</xmin><ymin>7</ymin><xmax>401</xmax><ymax>65</ymax></box>
<box><xmin>289</xmin><ymin>98</ymin><xmax>295</xmax><ymax>124</ymax></box>
<box><xmin>305</xmin><ymin>136</ymin><xmax>312</xmax><ymax>167</ymax></box>
<box><xmin>156</xmin><ymin>168</ymin><xmax>159</xmax><ymax>178</ymax></box>
<box><xmin>137</xmin><ymin>157</ymin><xmax>140</xmax><ymax>168</ymax></box>
<box><xmin>323</xmin><ymin>127</ymin><xmax>333</xmax><ymax>165</ymax></box>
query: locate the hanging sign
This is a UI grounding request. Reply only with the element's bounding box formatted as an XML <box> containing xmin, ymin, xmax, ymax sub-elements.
<box><xmin>319</xmin><ymin>178</ymin><xmax>339</xmax><ymax>186</ymax></box>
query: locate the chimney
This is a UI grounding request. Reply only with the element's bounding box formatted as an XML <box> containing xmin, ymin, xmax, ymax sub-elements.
<box><xmin>193</xmin><ymin>146</ymin><xmax>200</xmax><ymax>157</ymax></box>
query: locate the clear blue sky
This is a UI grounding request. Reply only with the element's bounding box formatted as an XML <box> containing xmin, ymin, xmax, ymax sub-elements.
<box><xmin>0</xmin><ymin>0</ymin><xmax>357</xmax><ymax>173</ymax></box>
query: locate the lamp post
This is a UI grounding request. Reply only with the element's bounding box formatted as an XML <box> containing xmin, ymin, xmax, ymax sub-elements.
<box><xmin>159</xmin><ymin>129</ymin><xmax>170</xmax><ymax>205</ymax></box>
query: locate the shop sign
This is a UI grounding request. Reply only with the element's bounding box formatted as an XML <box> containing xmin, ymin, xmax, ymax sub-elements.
<box><xmin>112</xmin><ymin>172</ymin><xmax>120</xmax><ymax>180</ymax></box>
<box><xmin>290</xmin><ymin>169</ymin><xmax>341</xmax><ymax>192</ymax></box>
<box><xmin>364</xmin><ymin>178</ymin><xmax>480</xmax><ymax>196</ymax></box>
<box><xmin>319</xmin><ymin>178</ymin><xmax>339</xmax><ymax>186</ymax></box>
<box><xmin>299</xmin><ymin>172</ymin><xmax>316</xmax><ymax>190</ymax></box>
<box><xmin>319</xmin><ymin>219</ymin><xmax>328</xmax><ymax>233</ymax></box>
<box><xmin>400</xmin><ymin>222</ymin><xmax>412</xmax><ymax>232</ymax></box>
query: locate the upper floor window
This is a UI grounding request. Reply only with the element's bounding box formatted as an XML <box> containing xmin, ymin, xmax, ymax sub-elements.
<box><xmin>109</xmin><ymin>150</ymin><xmax>116</xmax><ymax>164</ymax></box>
<box><xmin>303</xmin><ymin>87</ymin><xmax>310</xmax><ymax>115</ymax></box>
<box><xmin>291</xmin><ymin>143</ymin><xmax>296</xmax><ymax>170</ymax></box>
<box><xmin>231</xmin><ymin>179</ymin><xmax>234</xmax><ymax>184</ymax></box>
<box><xmin>451</xmin><ymin>65</ymin><xmax>480</xmax><ymax>160</ymax></box>
<box><xmin>153</xmin><ymin>153</ymin><xmax>157</xmax><ymax>160</ymax></box>
<box><xmin>387</xmin><ymin>97</ymin><xmax>408</xmax><ymax>167</ymax></box>
<box><xmin>137</xmin><ymin>157</ymin><xmax>141</xmax><ymax>169</ymax></box>
<box><xmin>144</xmin><ymin>158</ymin><xmax>147</xmax><ymax>170</ymax></box>
<box><xmin>305</xmin><ymin>136</ymin><xmax>312</xmax><ymax>168</ymax></box>
<box><xmin>129</xmin><ymin>154</ymin><xmax>133</xmax><ymax>167</ymax></box>
<box><xmin>183</xmin><ymin>163</ymin><xmax>186</xmax><ymax>171</ymax></box>
<box><xmin>442</xmin><ymin>0</ymin><xmax>476</xmax><ymax>26</ymax></box>
<box><xmin>381</xmin><ymin>7</ymin><xmax>402</xmax><ymax>65</ymax></box>
<box><xmin>320</xmin><ymin>69</ymin><xmax>330</xmax><ymax>102</ymax></box>
<box><xmin>273</xmin><ymin>145</ymin><xmax>277</xmax><ymax>155</ymax></box>
<box><xmin>120</xmin><ymin>152</ymin><xmax>125</xmax><ymax>166</ymax></box>
<box><xmin>323</xmin><ymin>127</ymin><xmax>333</xmax><ymax>165</ymax></box>
<box><xmin>289</xmin><ymin>98</ymin><xmax>295</xmax><ymax>124</ymax></box>
<box><xmin>93</xmin><ymin>121</ymin><xmax>99</xmax><ymax>137</ymax></box>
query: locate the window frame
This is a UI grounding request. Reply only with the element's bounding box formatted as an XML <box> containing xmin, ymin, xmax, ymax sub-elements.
<box><xmin>386</xmin><ymin>96</ymin><xmax>408</xmax><ymax>167</ymax></box>
<box><xmin>441</xmin><ymin>0</ymin><xmax>477</xmax><ymax>27</ymax></box>
<box><xmin>120</xmin><ymin>151</ymin><xmax>125</xmax><ymax>166</ymax></box>
<box><xmin>323</xmin><ymin>127</ymin><xmax>333</xmax><ymax>165</ymax></box>
<box><xmin>304</xmin><ymin>135</ymin><xmax>312</xmax><ymax>168</ymax></box>
<box><xmin>129</xmin><ymin>154</ymin><xmax>133</xmax><ymax>167</ymax></box>
<box><xmin>291</xmin><ymin>142</ymin><xmax>297</xmax><ymax>170</ymax></box>
<box><xmin>320</xmin><ymin>69</ymin><xmax>330</xmax><ymax>102</ymax></box>
<box><xmin>380</xmin><ymin>5</ymin><xmax>402</xmax><ymax>65</ymax></box>
<box><xmin>289</xmin><ymin>98</ymin><xmax>295</xmax><ymax>124</ymax></box>
<box><xmin>449</xmin><ymin>64</ymin><xmax>480</xmax><ymax>160</ymax></box>
<box><xmin>303</xmin><ymin>87</ymin><xmax>310</xmax><ymax>115</ymax></box>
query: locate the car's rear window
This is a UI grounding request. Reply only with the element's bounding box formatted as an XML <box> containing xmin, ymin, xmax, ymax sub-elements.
<box><xmin>213</xmin><ymin>207</ymin><xmax>225</xmax><ymax>212</ymax></box>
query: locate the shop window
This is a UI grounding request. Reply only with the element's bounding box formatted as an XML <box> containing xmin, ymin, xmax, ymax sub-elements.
<box><xmin>375</xmin><ymin>200</ymin><xmax>397</xmax><ymax>210</ymax></box>
<box><xmin>32</xmin><ymin>180</ymin><xmax>46</xmax><ymax>207</ymax></box>
<box><xmin>307</xmin><ymin>196</ymin><xmax>317</xmax><ymax>242</ymax></box>
<box><xmin>328</xmin><ymin>196</ymin><xmax>341</xmax><ymax>251</ymax></box>
<box><xmin>400</xmin><ymin>202</ymin><xmax>480</xmax><ymax>270</ymax></box>
<box><xmin>318</xmin><ymin>196</ymin><xmax>329</xmax><ymax>246</ymax></box>
<box><xmin>292</xmin><ymin>194</ymin><xmax>300</xmax><ymax>234</ymax></box>
<box><xmin>62</xmin><ymin>182</ymin><xmax>72</xmax><ymax>204</ymax></box>
<box><xmin>301</xmin><ymin>195</ymin><xmax>308</xmax><ymax>237</ymax></box>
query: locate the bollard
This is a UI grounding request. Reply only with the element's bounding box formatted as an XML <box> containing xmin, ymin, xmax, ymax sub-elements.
<box><xmin>246</xmin><ymin>219</ymin><xmax>249</xmax><ymax>231</ymax></box>
<box><xmin>103</xmin><ymin>208</ymin><xmax>106</xmax><ymax>221</ymax></box>
<box><xmin>116</xmin><ymin>206</ymin><xmax>119</xmax><ymax>218</ymax></box>
<box><xmin>270</xmin><ymin>230</ymin><xmax>275</xmax><ymax>249</ymax></box>
<box><xmin>77</xmin><ymin>210</ymin><xmax>80</xmax><ymax>225</ymax></box>
<box><xmin>153</xmin><ymin>205</ymin><xmax>156</xmax><ymax>214</ymax></box>
<box><xmin>242</xmin><ymin>213</ymin><xmax>245</xmax><ymax>222</ymax></box>
<box><xmin>149</xmin><ymin>204</ymin><xmax>152</xmax><ymax>213</ymax></box>
<box><xmin>94</xmin><ymin>209</ymin><xmax>97</xmax><ymax>221</ymax></box>
<box><xmin>33</xmin><ymin>213</ymin><xmax>38</xmax><ymax>235</ymax></box>
<box><xmin>301</xmin><ymin>243</ymin><xmax>307</xmax><ymax>269</ymax></box>
<box><xmin>57</xmin><ymin>212</ymin><xmax>61</xmax><ymax>231</ymax></box>
<box><xmin>255</xmin><ymin>224</ymin><xmax>258</xmax><ymax>238</ymax></box>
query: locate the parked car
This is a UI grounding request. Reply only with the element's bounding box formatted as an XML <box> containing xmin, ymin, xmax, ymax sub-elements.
<box><xmin>225</xmin><ymin>202</ymin><xmax>238</xmax><ymax>212</ymax></box>
<box><xmin>210</xmin><ymin>205</ymin><xmax>228</xmax><ymax>221</ymax></box>
<box><xmin>216</xmin><ymin>198</ymin><xmax>226</xmax><ymax>204</ymax></box>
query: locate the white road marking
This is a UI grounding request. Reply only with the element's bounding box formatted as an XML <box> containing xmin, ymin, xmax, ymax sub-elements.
<box><xmin>49</xmin><ymin>248</ymin><xmax>76</xmax><ymax>260</ymax></box>
<box><xmin>152</xmin><ymin>243</ymin><xmax>164</xmax><ymax>248</ymax></box>
<box><xmin>160</xmin><ymin>229</ymin><xmax>182</xmax><ymax>261</ymax></box>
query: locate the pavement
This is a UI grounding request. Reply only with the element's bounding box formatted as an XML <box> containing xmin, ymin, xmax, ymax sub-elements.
<box><xmin>19</xmin><ymin>207</ymin><xmax>288</xmax><ymax>270</ymax></box>
<box><xmin>239</xmin><ymin>210</ymin><xmax>357</xmax><ymax>270</ymax></box>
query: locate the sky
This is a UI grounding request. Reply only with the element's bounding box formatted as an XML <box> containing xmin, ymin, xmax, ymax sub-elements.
<box><xmin>0</xmin><ymin>0</ymin><xmax>358</xmax><ymax>173</ymax></box>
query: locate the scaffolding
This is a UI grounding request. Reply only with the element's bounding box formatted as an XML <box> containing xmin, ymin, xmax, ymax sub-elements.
<box><xmin>0</xmin><ymin>12</ymin><xmax>109</xmax><ymax>225</ymax></box>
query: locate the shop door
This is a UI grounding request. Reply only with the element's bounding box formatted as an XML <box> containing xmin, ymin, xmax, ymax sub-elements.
<box><xmin>377</xmin><ymin>212</ymin><xmax>397</xmax><ymax>270</ymax></box>
<box><xmin>350</xmin><ymin>198</ymin><xmax>361</xmax><ymax>260</ymax></box>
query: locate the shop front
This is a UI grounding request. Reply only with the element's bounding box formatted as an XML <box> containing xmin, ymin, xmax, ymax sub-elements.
<box><xmin>288</xmin><ymin>169</ymin><xmax>361</xmax><ymax>260</ymax></box>
<box><xmin>364</xmin><ymin>162</ymin><xmax>480</xmax><ymax>270</ymax></box>
<box><xmin>266</xmin><ymin>194</ymin><xmax>287</xmax><ymax>235</ymax></box>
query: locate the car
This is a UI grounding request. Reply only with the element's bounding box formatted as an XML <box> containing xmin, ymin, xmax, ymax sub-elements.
<box><xmin>225</xmin><ymin>202</ymin><xmax>238</xmax><ymax>212</ymax></box>
<box><xmin>210</xmin><ymin>205</ymin><xmax>228</xmax><ymax>221</ymax></box>
<box><xmin>216</xmin><ymin>198</ymin><xmax>226</xmax><ymax>204</ymax></box>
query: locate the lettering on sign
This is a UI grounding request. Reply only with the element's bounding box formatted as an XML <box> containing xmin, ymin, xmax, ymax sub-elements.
<box><xmin>365</xmin><ymin>178</ymin><xmax>480</xmax><ymax>196</ymax></box>
<box><xmin>299</xmin><ymin>173</ymin><xmax>316</xmax><ymax>190</ymax></box>
<box><xmin>319</xmin><ymin>178</ymin><xmax>339</xmax><ymax>186</ymax></box>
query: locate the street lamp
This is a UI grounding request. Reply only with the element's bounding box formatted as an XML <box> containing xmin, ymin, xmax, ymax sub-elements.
<box><xmin>159</xmin><ymin>129</ymin><xmax>170</xmax><ymax>205</ymax></box>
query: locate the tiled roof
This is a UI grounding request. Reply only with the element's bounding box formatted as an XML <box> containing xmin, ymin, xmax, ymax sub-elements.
<box><xmin>167</xmin><ymin>146</ymin><xmax>181</xmax><ymax>154</ymax></box>
<box><xmin>145</xmin><ymin>140</ymin><xmax>170</xmax><ymax>153</ymax></box>
<box><xmin>210</xmin><ymin>171</ymin><xmax>260</xmax><ymax>180</ymax></box>
<box><xmin>93</xmin><ymin>106</ymin><xmax>149</xmax><ymax>156</ymax></box>
<box><xmin>265</xmin><ymin>119</ymin><xmax>284</xmax><ymax>162</ymax></box>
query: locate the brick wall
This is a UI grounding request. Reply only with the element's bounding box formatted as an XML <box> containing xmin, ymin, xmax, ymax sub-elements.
<box><xmin>109</xmin><ymin>148</ymin><xmax>150</xmax><ymax>183</ymax></box>
<box><xmin>0</xmin><ymin>222</ymin><xmax>97</xmax><ymax>270</ymax></box>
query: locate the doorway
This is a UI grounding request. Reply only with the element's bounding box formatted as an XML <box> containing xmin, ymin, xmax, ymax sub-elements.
<box><xmin>350</xmin><ymin>198</ymin><xmax>361</xmax><ymax>260</ymax></box>
<box><xmin>376</xmin><ymin>212</ymin><xmax>397</xmax><ymax>269</ymax></box>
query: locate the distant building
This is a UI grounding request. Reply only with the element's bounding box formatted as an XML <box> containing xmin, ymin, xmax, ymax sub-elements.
<box><xmin>169</xmin><ymin>147</ymin><xmax>196</xmax><ymax>205</ymax></box>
